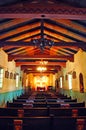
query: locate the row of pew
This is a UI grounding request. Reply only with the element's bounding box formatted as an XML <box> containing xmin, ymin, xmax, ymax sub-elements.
<box><xmin>0</xmin><ymin>106</ymin><xmax>86</xmax><ymax>117</ymax></box>
<box><xmin>7</xmin><ymin>101</ymin><xmax>85</xmax><ymax>108</ymax></box>
<box><xmin>0</xmin><ymin>115</ymin><xmax>86</xmax><ymax>130</ymax></box>
<box><xmin>0</xmin><ymin>91</ymin><xmax>86</xmax><ymax>130</ymax></box>
<box><xmin>7</xmin><ymin>95</ymin><xmax>85</xmax><ymax>108</ymax></box>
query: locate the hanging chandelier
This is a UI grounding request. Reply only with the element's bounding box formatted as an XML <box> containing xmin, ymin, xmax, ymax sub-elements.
<box><xmin>36</xmin><ymin>59</ymin><xmax>48</xmax><ymax>72</ymax></box>
<box><xmin>37</xmin><ymin>66</ymin><xmax>47</xmax><ymax>72</ymax></box>
<box><xmin>31</xmin><ymin>19</ymin><xmax>54</xmax><ymax>52</ymax></box>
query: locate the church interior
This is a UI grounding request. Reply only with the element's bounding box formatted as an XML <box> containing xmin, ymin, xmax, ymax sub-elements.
<box><xmin>0</xmin><ymin>0</ymin><xmax>86</xmax><ymax>130</ymax></box>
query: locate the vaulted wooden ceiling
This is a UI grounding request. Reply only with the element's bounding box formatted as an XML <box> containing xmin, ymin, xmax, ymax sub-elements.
<box><xmin>0</xmin><ymin>0</ymin><xmax>86</xmax><ymax>74</ymax></box>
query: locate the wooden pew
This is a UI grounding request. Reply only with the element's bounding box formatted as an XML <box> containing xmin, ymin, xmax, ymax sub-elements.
<box><xmin>63</xmin><ymin>98</ymin><xmax>77</xmax><ymax>102</ymax></box>
<box><xmin>13</xmin><ymin>99</ymin><xmax>27</xmax><ymax>103</ymax></box>
<box><xmin>24</xmin><ymin>107</ymin><xmax>49</xmax><ymax>116</ymax></box>
<box><xmin>0</xmin><ymin>116</ymin><xmax>86</xmax><ymax>130</ymax></box>
<box><xmin>0</xmin><ymin>107</ymin><xmax>49</xmax><ymax>117</ymax></box>
<box><xmin>69</xmin><ymin>102</ymin><xmax>85</xmax><ymax>107</ymax></box>
<box><xmin>1</xmin><ymin>106</ymin><xmax>86</xmax><ymax>118</ymax></box>
<box><xmin>49</xmin><ymin>107</ymin><xmax>86</xmax><ymax>117</ymax></box>
<box><xmin>34</xmin><ymin>99</ymin><xmax>46</xmax><ymax>102</ymax></box>
<box><xmin>23</xmin><ymin>116</ymin><xmax>52</xmax><ymax>130</ymax></box>
<box><xmin>49</xmin><ymin>107</ymin><xmax>72</xmax><ymax>116</ymax></box>
<box><xmin>52</xmin><ymin>116</ymin><xmax>76</xmax><ymax>130</ymax></box>
<box><xmin>7</xmin><ymin>102</ymin><xmax>24</xmax><ymax>108</ymax></box>
<box><xmin>47</xmin><ymin>102</ymin><xmax>61</xmax><ymax>107</ymax></box>
<box><xmin>0</xmin><ymin>116</ymin><xmax>52</xmax><ymax>130</ymax></box>
<box><xmin>33</xmin><ymin>102</ymin><xmax>47</xmax><ymax>107</ymax></box>
<box><xmin>0</xmin><ymin>107</ymin><xmax>18</xmax><ymax>116</ymax></box>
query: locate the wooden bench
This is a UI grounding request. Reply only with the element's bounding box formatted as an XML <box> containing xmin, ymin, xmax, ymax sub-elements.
<box><xmin>0</xmin><ymin>116</ymin><xmax>86</xmax><ymax>130</ymax></box>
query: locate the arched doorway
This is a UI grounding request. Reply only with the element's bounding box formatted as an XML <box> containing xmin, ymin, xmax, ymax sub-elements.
<box><xmin>79</xmin><ymin>73</ymin><xmax>84</xmax><ymax>93</ymax></box>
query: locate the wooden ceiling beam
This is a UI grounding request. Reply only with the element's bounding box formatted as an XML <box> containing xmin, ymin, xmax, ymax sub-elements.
<box><xmin>21</xmin><ymin>65</ymin><xmax>61</xmax><ymax>71</ymax></box>
<box><xmin>0</xmin><ymin>41</ymin><xmax>85</xmax><ymax>47</ymax></box>
<box><xmin>16</xmin><ymin>61</ymin><xmax>66</xmax><ymax>67</ymax></box>
<box><xmin>25</xmin><ymin>70</ymin><xmax>56</xmax><ymax>74</ymax></box>
<box><xmin>25</xmin><ymin>71</ymin><xmax>56</xmax><ymax>74</ymax></box>
<box><xmin>8</xmin><ymin>54</ymin><xmax>74</xmax><ymax>61</ymax></box>
<box><xmin>0</xmin><ymin>3</ymin><xmax>86</xmax><ymax>20</ymax></box>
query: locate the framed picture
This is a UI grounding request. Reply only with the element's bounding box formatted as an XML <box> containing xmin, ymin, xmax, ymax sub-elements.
<box><xmin>14</xmin><ymin>73</ymin><xmax>16</xmax><ymax>80</ymax></box>
<box><xmin>5</xmin><ymin>71</ymin><xmax>9</xmax><ymax>78</ymax></box>
<box><xmin>10</xmin><ymin>72</ymin><xmax>13</xmax><ymax>79</ymax></box>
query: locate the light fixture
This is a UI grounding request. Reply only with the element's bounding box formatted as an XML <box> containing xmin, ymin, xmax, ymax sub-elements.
<box><xmin>37</xmin><ymin>59</ymin><xmax>47</xmax><ymax>72</ymax></box>
<box><xmin>37</xmin><ymin>66</ymin><xmax>47</xmax><ymax>72</ymax></box>
<box><xmin>39</xmin><ymin>60</ymin><xmax>48</xmax><ymax>65</ymax></box>
<box><xmin>31</xmin><ymin>19</ymin><xmax>54</xmax><ymax>52</ymax></box>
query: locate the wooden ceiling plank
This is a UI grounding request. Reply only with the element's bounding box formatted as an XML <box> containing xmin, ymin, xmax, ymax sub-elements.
<box><xmin>24</xmin><ymin>35</ymin><xmax>41</xmax><ymax>42</ymax></box>
<box><xmin>2</xmin><ymin>46</ymin><xmax>15</xmax><ymax>51</ymax></box>
<box><xmin>57</xmin><ymin>50</ymin><xmax>70</xmax><ymax>56</ymax></box>
<box><xmin>51</xmin><ymin>47</ymin><xmax>70</xmax><ymax>55</ymax></box>
<box><xmin>44</xmin><ymin>30</ymin><xmax>74</xmax><ymax>42</ymax></box>
<box><xmin>44</xmin><ymin>22</ymin><xmax>86</xmax><ymax>42</ymax></box>
<box><xmin>24</xmin><ymin>46</ymin><xmax>35</xmax><ymax>55</ymax></box>
<box><xmin>50</xmin><ymin>49</ymin><xmax>57</xmax><ymax>55</ymax></box>
<box><xmin>54</xmin><ymin>19</ymin><xmax>86</xmax><ymax>34</ymax></box>
<box><xmin>60</xmin><ymin>48</ymin><xmax>75</xmax><ymax>55</ymax></box>
<box><xmin>12</xmin><ymin>49</ymin><xmax>26</xmax><ymax>55</ymax></box>
<box><xmin>7</xmin><ymin>47</ymin><xmax>26</xmax><ymax>54</ymax></box>
<box><xmin>45</xmin><ymin>35</ymin><xmax>60</xmax><ymax>42</ymax></box>
<box><xmin>0</xmin><ymin>22</ymin><xmax>41</xmax><ymax>40</ymax></box>
<box><xmin>7</xmin><ymin>30</ymin><xmax>41</xmax><ymax>41</ymax></box>
<box><xmin>0</xmin><ymin>18</ymin><xmax>31</xmax><ymax>31</ymax></box>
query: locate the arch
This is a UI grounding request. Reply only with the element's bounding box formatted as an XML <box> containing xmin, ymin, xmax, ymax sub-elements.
<box><xmin>72</xmin><ymin>71</ymin><xmax>76</xmax><ymax>79</ymax></box>
<box><xmin>65</xmin><ymin>74</ymin><xmax>68</xmax><ymax>80</ymax></box>
<box><xmin>79</xmin><ymin>73</ymin><xmax>84</xmax><ymax>93</ymax></box>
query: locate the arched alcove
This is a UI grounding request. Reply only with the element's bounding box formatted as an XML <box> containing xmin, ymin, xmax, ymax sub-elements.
<box><xmin>72</xmin><ymin>71</ymin><xmax>76</xmax><ymax>79</ymax></box>
<box><xmin>79</xmin><ymin>73</ymin><xmax>84</xmax><ymax>93</ymax></box>
<box><xmin>65</xmin><ymin>74</ymin><xmax>68</xmax><ymax>80</ymax></box>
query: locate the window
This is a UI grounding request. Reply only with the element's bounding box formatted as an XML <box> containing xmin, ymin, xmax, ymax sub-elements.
<box><xmin>60</xmin><ymin>77</ymin><xmax>63</xmax><ymax>88</ymax></box>
<box><xmin>0</xmin><ymin>68</ymin><xmax>4</xmax><ymax>88</ymax></box>
<box><xmin>26</xmin><ymin>78</ymin><xmax>28</xmax><ymax>87</ymax></box>
<box><xmin>16</xmin><ymin>74</ymin><xmax>19</xmax><ymax>87</ymax></box>
<box><xmin>68</xmin><ymin>74</ymin><xmax>72</xmax><ymax>90</ymax></box>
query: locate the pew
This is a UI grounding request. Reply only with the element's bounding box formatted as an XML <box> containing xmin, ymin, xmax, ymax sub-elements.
<box><xmin>1</xmin><ymin>106</ymin><xmax>86</xmax><ymax>118</ymax></box>
<box><xmin>0</xmin><ymin>116</ymin><xmax>86</xmax><ymax>130</ymax></box>
<box><xmin>34</xmin><ymin>99</ymin><xmax>46</xmax><ymax>102</ymax></box>
<box><xmin>33</xmin><ymin>102</ymin><xmax>47</xmax><ymax>107</ymax></box>
<box><xmin>47</xmin><ymin>102</ymin><xmax>61</xmax><ymax>107</ymax></box>
<box><xmin>69</xmin><ymin>102</ymin><xmax>85</xmax><ymax>107</ymax></box>
<box><xmin>7</xmin><ymin>102</ymin><xmax>24</xmax><ymax>108</ymax></box>
<box><xmin>49</xmin><ymin>107</ymin><xmax>72</xmax><ymax>116</ymax></box>
<box><xmin>0</xmin><ymin>107</ymin><xmax>18</xmax><ymax>116</ymax></box>
<box><xmin>24</xmin><ymin>107</ymin><xmax>49</xmax><ymax>116</ymax></box>
<box><xmin>63</xmin><ymin>98</ymin><xmax>77</xmax><ymax>102</ymax></box>
<box><xmin>13</xmin><ymin>99</ymin><xmax>27</xmax><ymax>103</ymax></box>
<box><xmin>52</xmin><ymin>116</ymin><xmax>76</xmax><ymax>130</ymax></box>
<box><xmin>23</xmin><ymin>116</ymin><xmax>52</xmax><ymax>130</ymax></box>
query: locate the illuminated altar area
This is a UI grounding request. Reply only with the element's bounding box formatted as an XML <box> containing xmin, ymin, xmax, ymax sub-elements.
<box><xmin>34</xmin><ymin>75</ymin><xmax>49</xmax><ymax>91</ymax></box>
<box><xmin>24</xmin><ymin>72</ymin><xmax>55</xmax><ymax>91</ymax></box>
